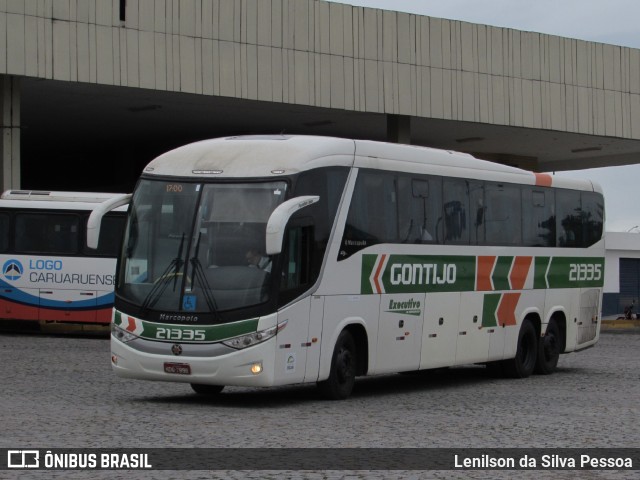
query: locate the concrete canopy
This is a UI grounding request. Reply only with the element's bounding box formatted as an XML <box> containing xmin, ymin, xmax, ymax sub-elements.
<box><xmin>2</xmin><ymin>0</ymin><xmax>640</xmax><ymax>191</ymax></box>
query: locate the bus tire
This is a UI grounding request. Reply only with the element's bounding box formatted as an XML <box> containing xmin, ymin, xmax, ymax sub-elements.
<box><xmin>502</xmin><ymin>319</ymin><xmax>537</xmax><ymax>378</ymax></box>
<box><xmin>534</xmin><ymin>320</ymin><xmax>561</xmax><ymax>375</ymax></box>
<box><xmin>317</xmin><ymin>330</ymin><xmax>356</xmax><ymax>400</ymax></box>
<box><xmin>190</xmin><ymin>384</ymin><xmax>224</xmax><ymax>395</ymax></box>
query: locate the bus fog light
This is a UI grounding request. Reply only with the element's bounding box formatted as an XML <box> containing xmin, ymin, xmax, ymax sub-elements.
<box><xmin>251</xmin><ymin>363</ymin><xmax>263</xmax><ymax>375</ymax></box>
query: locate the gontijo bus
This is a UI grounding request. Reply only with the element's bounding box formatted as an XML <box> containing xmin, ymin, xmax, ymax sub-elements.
<box><xmin>0</xmin><ymin>190</ymin><xmax>126</xmax><ymax>332</ymax></box>
<box><xmin>88</xmin><ymin>135</ymin><xmax>604</xmax><ymax>399</ymax></box>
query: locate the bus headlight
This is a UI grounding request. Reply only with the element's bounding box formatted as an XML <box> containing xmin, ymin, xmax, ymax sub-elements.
<box><xmin>111</xmin><ymin>323</ymin><xmax>138</xmax><ymax>343</ymax></box>
<box><xmin>222</xmin><ymin>321</ymin><xmax>287</xmax><ymax>350</ymax></box>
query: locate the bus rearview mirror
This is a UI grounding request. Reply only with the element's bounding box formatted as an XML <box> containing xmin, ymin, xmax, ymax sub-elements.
<box><xmin>87</xmin><ymin>193</ymin><xmax>132</xmax><ymax>249</ymax></box>
<box><xmin>265</xmin><ymin>195</ymin><xmax>319</xmax><ymax>255</ymax></box>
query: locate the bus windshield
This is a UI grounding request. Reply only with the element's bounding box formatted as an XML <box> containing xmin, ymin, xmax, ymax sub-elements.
<box><xmin>118</xmin><ymin>179</ymin><xmax>288</xmax><ymax>319</ymax></box>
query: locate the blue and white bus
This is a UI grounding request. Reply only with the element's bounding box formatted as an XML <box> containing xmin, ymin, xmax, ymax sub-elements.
<box><xmin>0</xmin><ymin>190</ymin><xmax>126</xmax><ymax>332</ymax></box>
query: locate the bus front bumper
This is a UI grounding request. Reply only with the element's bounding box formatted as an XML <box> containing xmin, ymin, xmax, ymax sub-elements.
<box><xmin>110</xmin><ymin>334</ymin><xmax>277</xmax><ymax>387</ymax></box>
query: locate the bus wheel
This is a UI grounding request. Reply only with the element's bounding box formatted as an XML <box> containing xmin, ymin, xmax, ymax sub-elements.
<box><xmin>317</xmin><ymin>330</ymin><xmax>356</xmax><ymax>400</ymax></box>
<box><xmin>534</xmin><ymin>320</ymin><xmax>561</xmax><ymax>375</ymax></box>
<box><xmin>502</xmin><ymin>319</ymin><xmax>537</xmax><ymax>378</ymax></box>
<box><xmin>190</xmin><ymin>384</ymin><xmax>224</xmax><ymax>395</ymax></box>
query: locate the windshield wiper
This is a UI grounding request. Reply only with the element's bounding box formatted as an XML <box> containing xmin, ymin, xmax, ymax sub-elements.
<box><xmin>189</xmin><ymin>233</ymin><xmax>222</xmax><ymax>322</ymax></box>
<box><xmin>140</xmin><ymin>233</ymin><xmax>185</xmax><ymax>313</ymax></box>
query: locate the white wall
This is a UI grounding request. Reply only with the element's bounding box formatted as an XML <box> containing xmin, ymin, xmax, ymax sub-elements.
<box><xmin>604</xmin><ymin>232</ymin><xmax>640</xmax><ymax>293</ymax></box>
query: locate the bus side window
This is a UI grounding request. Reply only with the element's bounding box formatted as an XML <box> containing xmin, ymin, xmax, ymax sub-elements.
<box><xmin>15</xmin><ymin>213</ymin><xmax>80</xmax><ymax>255</ymax></box>
<box><xmin>484</xmin><ymin>183</ymin><xmax>521</xmax><ymax>245</ymax></box>
<box><xmin>279</xmin><ymin>224</ymin><xmax>313</xmax><ymax>306</ymax></box>
<box><xmin>398</xmin><ymin>176</ymin><xmax>442</xmax><ymax>244</ymax></box>
<box><xmin>581</xmin><ymin>192</ymin><xmax>604</xmax><ymax>247</ymax></box>
<box><xmin>556</xmin><ymin>190</ymin><xmax>582</xmax><ymax>247</ymax></box>
<box><xmin>522</xmin><ymin>188</ymin><xmax>555</xmax><ymax>247</ymax></box>
<box><xmin>442</xmin><ymin>179</ymin><xmax>471</xmax><ymax>244</ymax></box>
<box><xmin>293</xmin><ymin>167</ymin><xmax>349</xmax><ymax>277</ymax></box>
<box><xmin>341</xmin><ymin>171</ymin><xmax>398</xmax><ymax>258</ymax></box>
<box><xmin>0</xmin><ymin>213</ymin><xmax>9</xmax><ymax>252</ymax></box>
<box><xmin>469</xmin><ymin>181</ymin><xmax>484</xmax><ymax>245</ymax></box>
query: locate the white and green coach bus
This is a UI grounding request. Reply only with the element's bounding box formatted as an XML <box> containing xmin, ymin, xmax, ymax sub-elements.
<box><xmin>88</xmin><ymin>135</ymin><xmax>604</xmax><ymax>399</ymax></box>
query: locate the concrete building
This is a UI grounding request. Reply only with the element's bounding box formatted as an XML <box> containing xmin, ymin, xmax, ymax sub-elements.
<box><xmin>1</xmin><ymin>0</ymin><xmax>640</xmax><ymax>192</ymax></box>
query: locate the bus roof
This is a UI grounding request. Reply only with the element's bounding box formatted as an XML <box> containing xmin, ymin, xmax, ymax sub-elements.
<box><xmin>144</xmin><ymin>135</ymin><xmax>356</xmax><ymax>178</ymax></box>
<box><xmin>142</xmin><ymin>135</ymin><xmax>601</xmax><ymax>193</ymax></box>
<box><xmin>0</xmin><ymin>190</ymin><xmax>129</xmax><ymax>211</ymax></box>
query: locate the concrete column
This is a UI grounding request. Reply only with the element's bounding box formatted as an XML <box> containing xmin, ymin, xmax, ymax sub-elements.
<box><xmin>386</xmin><ymin>114</ymin><xmax>411</xmax><ymax>144</ymax></box>
<box><xmin>0</xmin><ymin>75</ymin><xmax>21</xmax><ymax>191</ymax></box>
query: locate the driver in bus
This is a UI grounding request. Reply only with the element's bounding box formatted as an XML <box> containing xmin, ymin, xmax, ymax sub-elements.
<box><xmin>245</xmin><ymin>248</ymin><xmax>272</xmax><ymax>273</ymax></box>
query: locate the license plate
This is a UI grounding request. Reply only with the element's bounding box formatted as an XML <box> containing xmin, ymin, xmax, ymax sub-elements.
<box><xmin>164</xmin><ymin>362</ymin><xmax>191</xmax><ymax>375</ymax></box>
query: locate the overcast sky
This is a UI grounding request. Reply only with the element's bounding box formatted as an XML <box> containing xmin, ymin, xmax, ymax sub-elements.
<box><xmin>327</xmin><ymin>0</ymin><xmax>640</xmax><ymax>232</ymax></box>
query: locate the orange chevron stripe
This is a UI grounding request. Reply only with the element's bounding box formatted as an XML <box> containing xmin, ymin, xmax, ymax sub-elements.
<box><xmin>510</xmin><ymin>256</ymin><xmax>533</xmax><ymax>290</ymax></box>
<box><xmin>477</xmin><ymin>256</ymin><xmax>496</xmax><ymax>291</ymax></box>
<box><xmin>534</xmin><ymin>173</ymin><xmax>552</xmax><ymax>187</ymax></box>
<box><xmin>497</xmin><ymin>293</ymin><xmax>520</xmax><ymax>326</ymax></box>
<box><xmin>373</xmin><ymin>254</ymin><xmax>387</xmax><ymax>294</ymax></box>
<box><xmin>125</xmin><ymin>316</ymin><xmax>137</xmax><ymax>332</ymax></box>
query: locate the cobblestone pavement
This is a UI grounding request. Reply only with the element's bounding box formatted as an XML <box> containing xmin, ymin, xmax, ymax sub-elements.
<box><xmin>0</xmin><ymin>330</ymin><xmax>638</xmax><ymax>480</ymax></box>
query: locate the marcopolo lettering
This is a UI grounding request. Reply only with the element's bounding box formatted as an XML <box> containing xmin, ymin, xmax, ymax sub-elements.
<box><xmin>390</xmin><ymin>263</ymin><xmax>456</xmax><ymax>286</ymax></box>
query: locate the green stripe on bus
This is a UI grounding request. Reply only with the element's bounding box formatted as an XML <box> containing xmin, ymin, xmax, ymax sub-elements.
<box><xmin>482</xmin><ymin>293</ymin><xmax>501</xmax><ymax>327</ymax></box>
<box><xmin>140</xmin><ymin>319</ymin><xmax>259</xmax><ymax>342</ymax></box>
<box><xmin>534</xmin><ymin>257</ymin><xmax>551</xmax><ymax>289</ymax></box>
<box><xmin>114</xmin><ymin>310</ymin><xmax>259</xmax><ymax>343</ymax></box>
<box><xmin>361</xmin><ymin>254</ymin><xmax>604</xmax><ymax>294</ymax></box>
<box><xmin>492</xmin><ymin>256</ymin><xmax>513</xmax><ymax>291</ymax></box>
<box><xmin>361</xmin><ymin>254</ymin><xmax>378</xmax><ymax>294</ymax></box>
<box><xmin>546</xmin><ymin>257</ymin><xmax>605</xmax><ymax>288</ymax></box>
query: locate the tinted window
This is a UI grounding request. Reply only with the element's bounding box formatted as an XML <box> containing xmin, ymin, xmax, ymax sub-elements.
<box><xmin>294</xmin><ymin>167</ymin><xmax>349</xmax><ymax>272</ymax></box>
<box><xmin>278</xmin><ymin>224</ymin><xmax>314</xmax><ymax>307</ymax></box>
<box><xmin>556</xmin><ymin>190</ymin><xmax>582</xmax><ymax>247</ymax></box>
<box><xmin>484</xmin><ymin>183</ymin><xmax>521</xmax><ymax>245</ymax></box>
<box><xmin>339</xmin><ymin>170</ymin><xmax>602</xmax><ymax>253</ymax></box>
<box><xmin>342</xmin><ymin>171</ymin><xmax>399</xmax><ymax>256</ymax></box>
<box><xmin>522</xmin><ymin>187</ymin><xmax>555</xmax><ymax>247</ymax></box>
<box><xmin>15</xmin><ymin>213</ymin><xmax>80</xmax><ymax>254</ymax></box>
<box><xmin>398</xmin><ymin>176</ymin><xmax>443</xmax><ymax>244</ymax></box>
<box><xmin>0</xmin><ymin>213</ymin><xmax>8</xmax><ymax>252</ymax></box>
<box><xmin>469</xmin><ymin>181</ymin><xmax>484</xmax><ymax>245</ymax></box>
<box><xmin>582</xmin><ymin>192</ymin><xmax>604</xmax><ymax>246</ymax></box>
<box><xmin>443</xmin><ymin>179</ymin><xmax>471</xmax><ymax>244</ymax></box>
